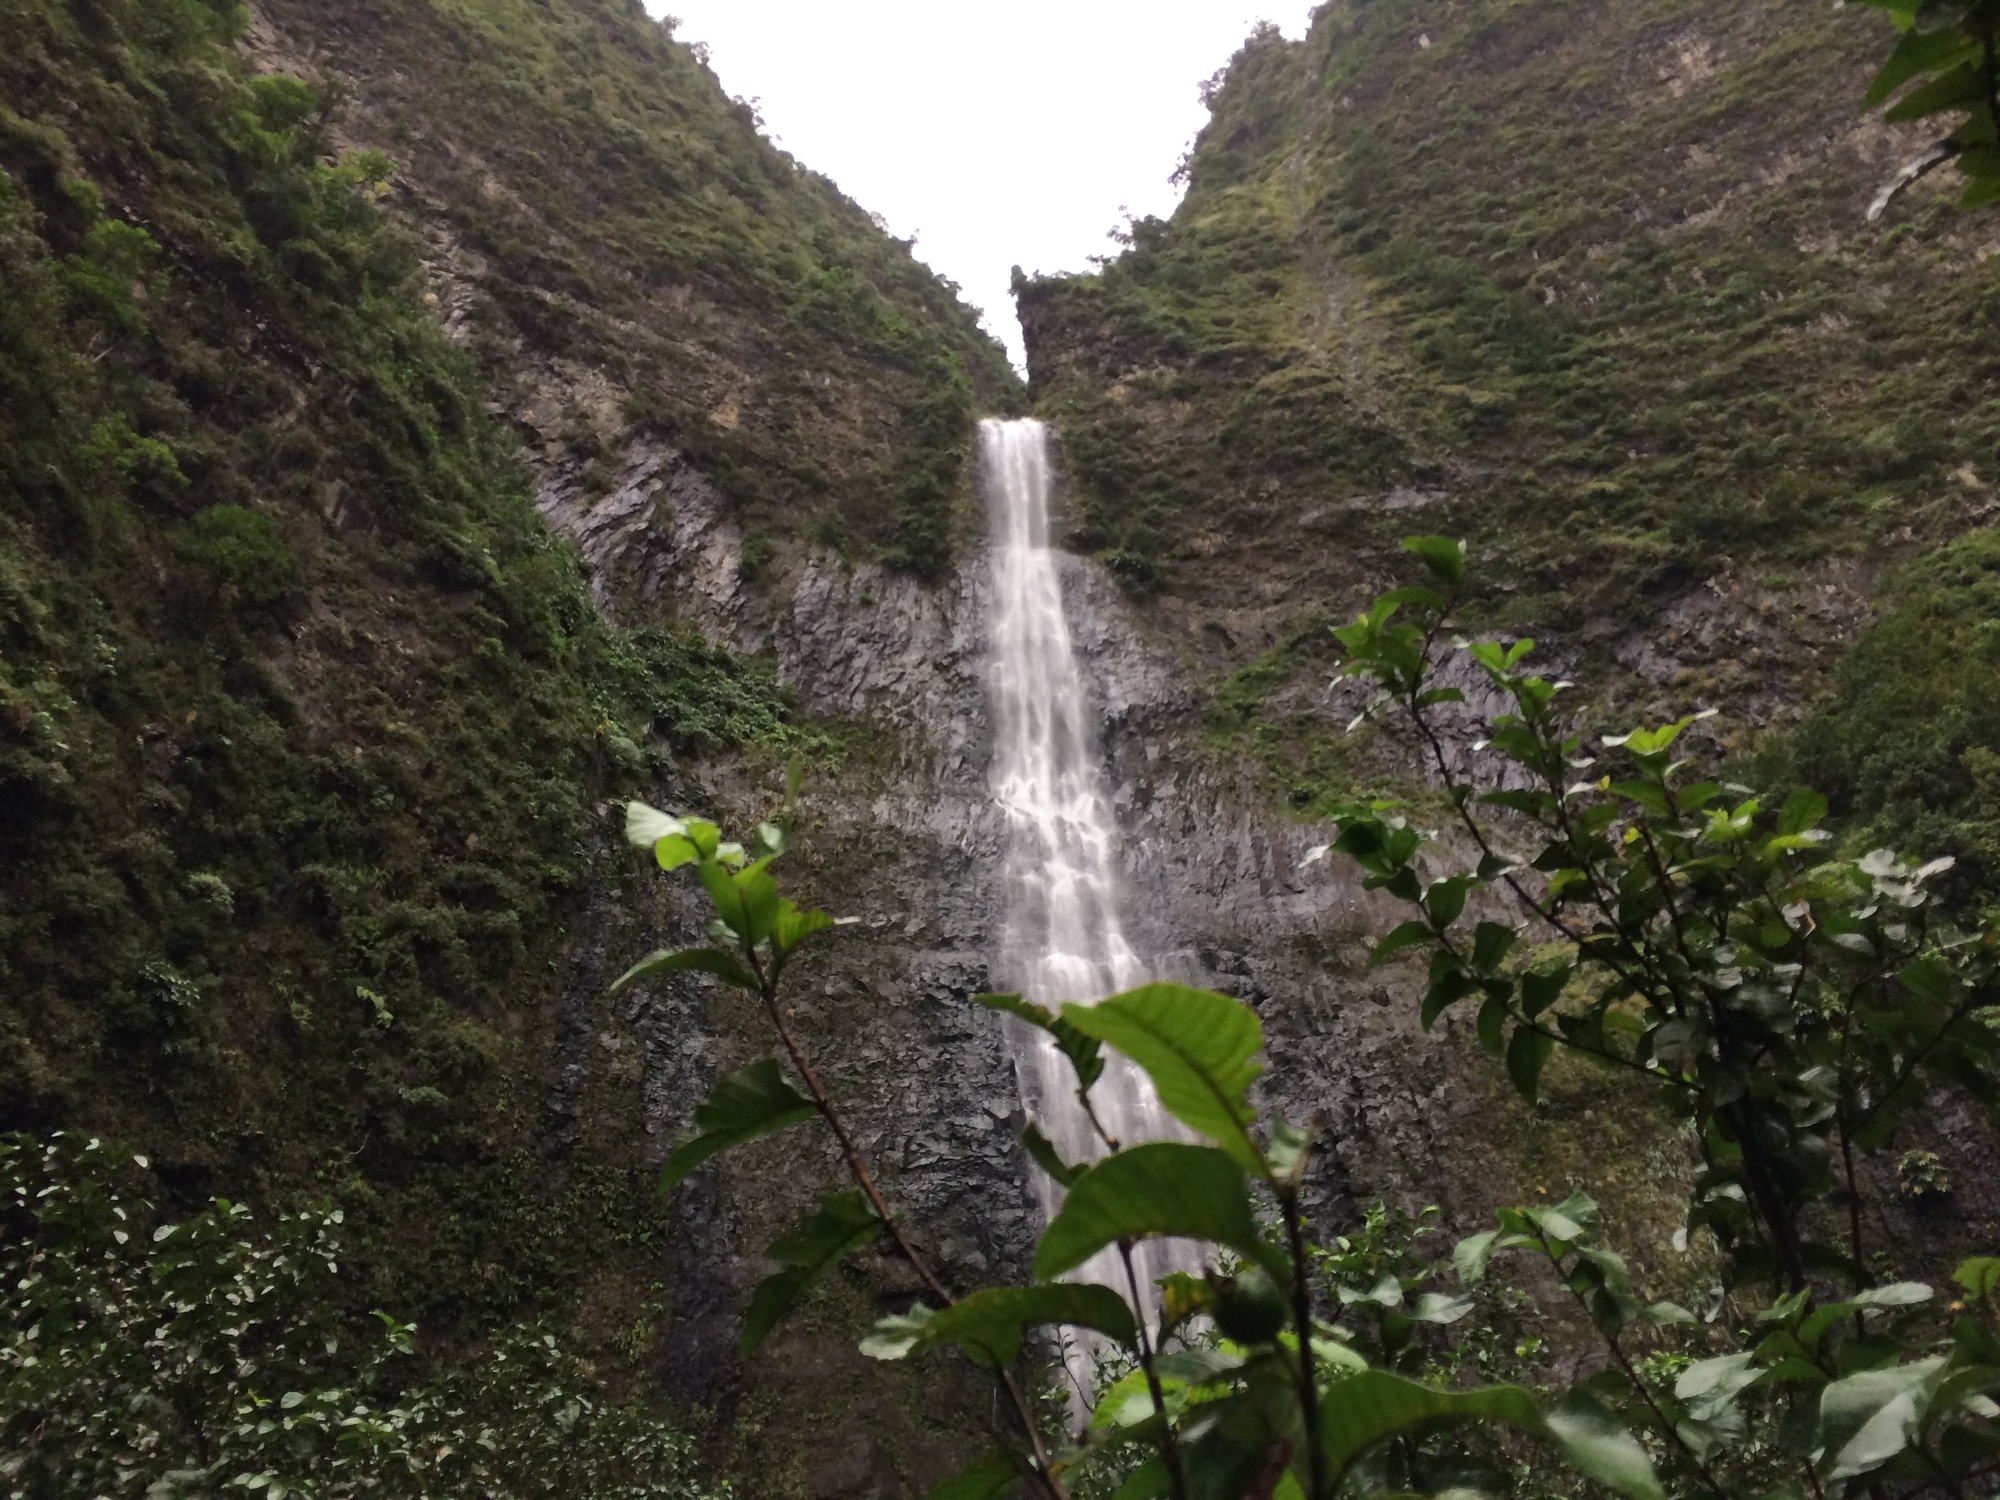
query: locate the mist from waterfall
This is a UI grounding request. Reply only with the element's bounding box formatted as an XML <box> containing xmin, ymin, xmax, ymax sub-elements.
<box><xmin>980</xmin><ymin>417</ymin><xmax>1194</xmax><ymax>1388</ymax></box>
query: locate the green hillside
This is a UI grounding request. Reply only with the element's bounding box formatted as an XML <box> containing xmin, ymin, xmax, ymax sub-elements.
<box><xmin>260</xmin><ymin>0</ymin><xmax>1022</xmax><ymax>578</ymax></box>
<box><xmin>1021</xmin><ymin>0</ymin><xmax>2000</xmax><ymax>890</ymax></box>
<box><xmin>0</xmin><ymin>0</ymin><xmax>995</xmax><ymax>1345</ymax></box>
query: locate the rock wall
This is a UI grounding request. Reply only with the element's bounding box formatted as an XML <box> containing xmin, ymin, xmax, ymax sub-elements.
<box><xmin>204</xmin><ymin>2</ymin><xmax>2000</xmax><ymax>1490</ymax></box>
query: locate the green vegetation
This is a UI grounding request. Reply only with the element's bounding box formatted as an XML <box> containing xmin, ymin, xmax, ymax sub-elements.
<box><xmin>2</xmin><ymin>1133</ymin><xmax>726</xmax><ymax>1499</ymax></box>
<box><xmin>1200</xmin><ymin>621</ymin><xmax>1417</xmax><ymax>824</ymax></box>
<box><xmin>614</xmin><ymin>541</ymin><xmax>2000</xmax><ymax>1500</ymax></box>
<box><xmin>0</xmin><ymin>0</ymin><xmax>820</xmax><ymax>1353</ymax></box>
<box><xmin>13</xmin><ymin>2</ymin><xmax>2000</xmax><ymax>1495</ymax></box>
<box><xmin>1856</xmin><ymin>0</ymin><xmax>2000</xmax><ymax>212</ymax></box>
<box><xmin>1019</xmin><ymin>3</ymin><xmax>2000</xmax><ymax>868</ymax></box>
<box><xmin>1027</xmin><ymin>4</ymin><xmax>2000</xmax><ymax>595</ymax></box>
<box><xmin>1773</xmin><ymin>528</ymin><xmax>2000</xmax><ymax>903</ymax></box>
<box><xmin>260</xmin><ymin>0</ymin><xmax>1021</xmax><ymax>578</ymax></box>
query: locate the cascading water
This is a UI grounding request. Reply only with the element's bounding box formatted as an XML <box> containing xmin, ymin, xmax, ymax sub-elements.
<box><xmin>980</xmin><ymin>417</ymin><xmax>1194</xmax><ymax>1394</ymax></box>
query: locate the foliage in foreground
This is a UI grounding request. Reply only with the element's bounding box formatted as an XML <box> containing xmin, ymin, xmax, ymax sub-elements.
<box><xmin>0</xmin><ymin>1134</ymin><xmax>724</xmax><ymax>1500</ymax></box>
<box><xmin>618</xmin><ymin>538</ymin><xmax>2000</xmax><ymax>1500</ymax></box>
<box><xmin>1858</xmin><ymin>0</ymin><xmax>2000</xmax><ymax>213</ymax></box>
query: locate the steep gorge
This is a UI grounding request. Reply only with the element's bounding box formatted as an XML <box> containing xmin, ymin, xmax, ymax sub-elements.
<box><xmin>6</xmin><ymin>2</ymin><xmax>2000</xmax><ymax>1496</ymax></box>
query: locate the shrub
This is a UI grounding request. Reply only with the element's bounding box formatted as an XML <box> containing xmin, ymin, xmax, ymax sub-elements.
<box><xmin>608</xmin><ymin>541</ymin><xmax>2000</xmax><ymax>1500</ymax></box>
<box><xmin>169</xmin><ymin>505</ymin><xmax>297</xmax><ymax>608</ymax></box>
<box><xmin>0</xmin><ymin>1133</ymin><xmax>728</xmax><ymax>1500</ymax></box>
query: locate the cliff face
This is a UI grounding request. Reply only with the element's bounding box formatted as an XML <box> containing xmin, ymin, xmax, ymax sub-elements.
<box><xmin>253</xmin><ymin>0</ymin><xmax>1020</xmax><ymax>589</ymax></box>
<box><xmin>600</xmin><ymin>474</ymin><xmax>1529</xmax><ymax>1490</ymax></box>
<box><xmin>1003</xmin><ymin>0</ymin><xmax>2000</xmax><ymax>1392</ymax></box>
<box><xmin>0</xmin><ymin>4</ymin><xmax>1024</xmax><ymax>1487</ymax></box>
<box><xmin>530</xmin><ymin>1</ymin><xmax>2000</xmax><ymax>1479</ymax></box>
<box><xmin>1018</xmin><ymin>1</ymin><xmax>2000</xmax><ymax>894</ymax></box>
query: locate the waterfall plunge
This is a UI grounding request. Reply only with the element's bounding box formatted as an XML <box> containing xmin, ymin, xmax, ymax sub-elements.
<box><xmin>980</xmin><ymin>417</ymin><xmax>1194</xmax><ymax>1391</ymax></box>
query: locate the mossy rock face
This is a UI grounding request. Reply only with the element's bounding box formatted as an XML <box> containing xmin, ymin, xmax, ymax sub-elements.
<box><xmin>1020</xmin><ymin>3</ymin><xmax>2000</xmax><ymax>864</ymax></box>
<box><xmin>0</xmin><ymin>0</ymin><xmax>836</xmax><ymax>1346</ymax></box>
<box><xmin>253</xmin><ymin>0</ymin><xmax>1024</xmax><ymax>585</ymax></box>
<box><xmin>0</xmin><ymin>2</ymin><xmax>1032</xmax><ymax>1488</ymax></box>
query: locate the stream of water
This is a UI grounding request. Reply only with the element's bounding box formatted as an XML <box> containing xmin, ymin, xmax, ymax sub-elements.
<box><xmin>980</xmin><ymin>417</ymin><xmax>1193</xmax><ymax>1395</ymax></box>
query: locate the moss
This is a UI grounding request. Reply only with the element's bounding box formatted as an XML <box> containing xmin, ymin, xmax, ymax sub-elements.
<box><xmin>258</xmin><ymin>0</ymin><xmax>1022</xmax><ymax>577</ymax></box>
<box><xmin>0</xmin><ymin>0</ymin><xmax>817</xmax><ymax>1350</ymax></box>
<box><xmin>1764</xmin><ymin>528</ymin><xmax>2000</xmax><ymax>907</ymax></box>
<box><xmin>168</xmin><ymin>504</ymin><xmax>297</xmax><ymax>608</ymax></box>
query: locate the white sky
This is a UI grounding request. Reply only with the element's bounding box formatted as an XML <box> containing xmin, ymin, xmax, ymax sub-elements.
<box><xmin>642</xmin><ymin>2</ymin><xmax>1311</xmax><ymax>369</ymax></box>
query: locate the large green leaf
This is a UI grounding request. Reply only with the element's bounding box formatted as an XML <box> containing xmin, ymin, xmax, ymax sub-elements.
<box><xmin>741</xmin><ymin>1191</ymin><xmax>883</xmax><ymax>1354</ymax></box>
<box><xmin>1958</xmin><ymin>1257</ymin><xmax>2000</xmax><ymax>1300</ymax></box>
<box><xmin>1179</xmin><ymin>1393</ymin><xmax>1298</xmax><ymax>1500</ymax></box>
<box><xmin>1454</xmin><ymin>1229</ymin><xmax>1501</xmax><ymax>1284</ymax></box>
<box><xmin>1112</xmin><ymin>1456</ymin><xmax>1170</xmax><ymax>1499</ymax></box>
<box><xmin>1318</xmin><ymin>1372</ymin><xmax>1662</xmax><ymax>1500</ymax></box>
<box><xmin>657</xmin><ymin>1060</ymin><xmax>818</xmax><ymax>1193</ymax></box>
<box><xmin>1884</xmin><ymin>58</ymin><xmax>1986</xmax><ymax>121</ymax></box>
<box><xmin>1062</xmin><ymin>984</ymin><xmax>1265</xmax><ymax>1172</ymax></box>
<box><xmin>1544</xmin><ymin>1391</ymin><xmax>1669</xmax><ymax>1500</ymax></box>
<box><xmin>863</xmin><ymin>1284</ymin><xmax>1138</xmax><ymax>1367</ymax></box>
<box><xmin>610</xmin><ymin>945</ymin><xmax>760</xmax><ymax>995</ymax></box>
<box><xmin>979</xmin><ymin>993</ymin><xmax>1104</xmax><ymax>1089</ymax></box>
<box><xmin>1797</xmin><ymin>1281</ymin><xmax>1932</xmax><ymax>1347</ymax></box>
<box><xmin>1320</xmin><ymin>1371</ymin><xmax>1532</xmax><ymax>1478</ymax></box>
<box><xmin>1506</xmin><ymin>1024</ymin><xmax>1556</xmax><ymax>1102</ymax></box>
<box><xmin>1867</xmin><ymin>25</ymin><xmax>1979</xmax><ymax>105</ymax></box>
<box><xmin>771</xmin><ymin>904</ymin><xmax>846</xmax><ymax>979</ymax></box>
<box><xmin>699</xmin><ymin>856</ymin><xmax>781</xmax><ymax>946</ymax></box>
<box><xmin>1021</xmin><ymin>1119</ymin><xmax>1084</xmax><ymax>1188</ymax></box>
<box><xmin>1674</xmin><ymin>1353</ymin><xmax>1761</xmax><ymax>1422</ymax></box>
<box><xmin>927</xmin><ymin>1451</ymin><xmax>1022</xmax><ymax>1500</ymax></box>
<box><xmin>1368</xmin><ymin>920</ymin><xmax>1434</xmax><ymax>970</ymax></box>
<box><xmin>1402</xmin><ymin>534</ymin><xmax>1467</xmax><ymax>586</ymax></box>
<box><xmin>1819</xmin><ymin>1356</ymin><xmax>1948</xmax><ymax>1480</ymax></box>
<box><xmin>625</xmin><ymin>800</ymin><xmax>685</xmax><ymax>848</ymax></box>
<box><xmin>1033</xmin><ymin>1142</ymin><xmax>1275</xmax><ymax>1280</ymax></box>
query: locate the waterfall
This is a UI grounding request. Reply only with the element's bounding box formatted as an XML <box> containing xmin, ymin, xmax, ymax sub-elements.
<box><xmin>980</xmin><ymin>417</ymin><xmax>1193</xmax><ymax>1394</ymax></box>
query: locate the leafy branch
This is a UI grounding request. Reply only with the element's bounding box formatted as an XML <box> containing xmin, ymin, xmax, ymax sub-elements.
<box><xmin>616</xmin><ymin>799</ymin><xmax>1062</xmax><ymax>1495</ymax></box>
<box><xmin>1858</xmin><ymin>0</ymin><xmax>2000</xmax><ymax>217</ymax></box>
<box><xmin>619</xmin><ymin>808</ymin><xmax>1668</xmax><ymax>1500</ymax></box>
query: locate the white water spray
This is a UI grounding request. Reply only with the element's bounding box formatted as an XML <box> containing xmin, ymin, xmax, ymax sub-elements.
<box><xmin>980</xmin><ymin>418</ymin><xmax>1193</xmax><ymax>1387</ymax></box>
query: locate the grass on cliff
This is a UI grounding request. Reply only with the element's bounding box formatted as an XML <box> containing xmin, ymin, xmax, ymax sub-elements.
<box><xmin>1022</xmin><ymin>1</ymin><xmax>2000</xmax><ymax>883</ymax></box>
<box><xmin>269</xmin><ymin>0</ymin><xmax>1023</xmax><ymax>580</ymax></box>
<box><xmin>0</xmin><ymin>0</ymin><xmax>821</xmax><ymax>1342</ymax></box>
<box><xmin>1032</xmin><ymin>4</ymin><xmax>2000</xmax><ymax>594</ymax></box>
<box><xmin>1753</xmin><ymin>529</ymin><xmax>2000</xmax><ymax>905</ymax></box>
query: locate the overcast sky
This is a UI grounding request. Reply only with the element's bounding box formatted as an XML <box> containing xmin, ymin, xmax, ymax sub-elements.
<box><xmin>642</xmin><ymin>2</ymin><xmax>1310</xmax><ymax>369</ymax></box>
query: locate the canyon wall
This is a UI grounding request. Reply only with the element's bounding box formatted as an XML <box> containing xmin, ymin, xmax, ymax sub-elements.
<box><xmin>8</xmin><ymin>3</ymin><xmax>2000</xmax><ymax>1496</ymax></box>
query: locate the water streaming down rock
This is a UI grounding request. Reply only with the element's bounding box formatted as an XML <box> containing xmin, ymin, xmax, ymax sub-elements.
<box><xmin>980</xmin><ymin>417</ymin><xmax>1196</xmax><ymax>1374</ymax></box>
